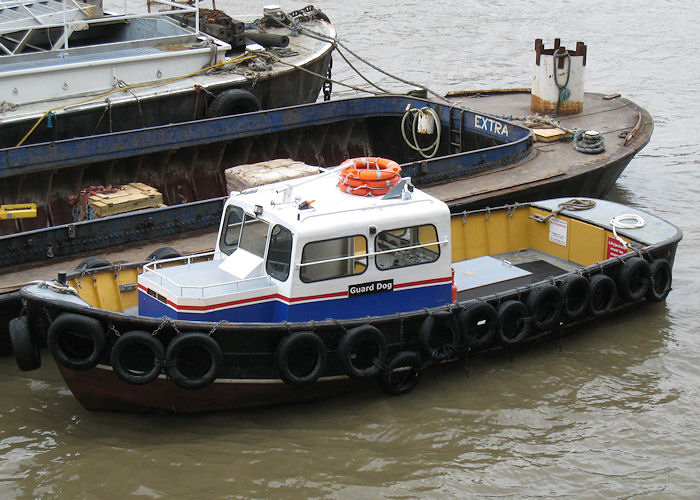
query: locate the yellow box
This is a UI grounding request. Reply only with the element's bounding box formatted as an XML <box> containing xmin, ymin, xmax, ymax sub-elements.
<box><xmin>88</xmin><ymin>183</ymin><xmax>163</xmax><ymax>217</ymax></box>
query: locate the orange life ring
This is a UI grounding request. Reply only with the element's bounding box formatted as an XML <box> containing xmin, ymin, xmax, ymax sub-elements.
<box><xmin>338</xmin><ymin>172</ymin><xmax>401</xmax><ymax>189</ymax></box>
<box><xmin>337</xmin><ymin>157</ymin><xmax>401</xmax><ymax>196</ymax></box>
<box><xmin>337</xmin><ymin>182</ymin><xmax>394</xmax><ymax>197</ymax></box>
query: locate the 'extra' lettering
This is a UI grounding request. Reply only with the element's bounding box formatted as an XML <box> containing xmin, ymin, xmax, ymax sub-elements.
<box><xmin>474</xmin><ymin>114</ymin><xmax>509</xmax><ymax>137</ymax></box>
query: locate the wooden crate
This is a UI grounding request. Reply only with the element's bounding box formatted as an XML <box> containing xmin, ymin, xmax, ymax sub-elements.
<box><xmin>532</xmin><ymin>127</ymin><xmax>571</xmax><ymax>142</ymax></box>
<box><xmin>88</xmin><ymin>183</ymin><xmax>163</xmax><ymax>218</ymax></box>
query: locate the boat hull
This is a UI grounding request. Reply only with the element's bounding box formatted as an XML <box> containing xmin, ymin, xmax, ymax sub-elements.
<box><xmin>13</xmin><ymin>200</ymin><xmax>681</xmax><ymax>413</ymax></box>
<box><xmin>58</xmin><ymin>364</ymin><xmax>366</xmax><ymax>412</ymax></box>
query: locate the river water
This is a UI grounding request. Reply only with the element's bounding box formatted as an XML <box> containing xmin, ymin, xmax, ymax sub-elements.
<box><xmin>2</xmin><ymin>0</ymin><xmax>699</xmax><ymax>497</ymax></box>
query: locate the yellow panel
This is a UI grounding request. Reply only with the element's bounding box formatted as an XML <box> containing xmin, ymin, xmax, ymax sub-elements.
<box><xmin>70</xmin><ymin>266</ymin><xmax>142</xmax><ymax>312</ymax></box>
<box><xmin>527</xmin><ymin>207</ymin><xmax>569</xmax><ymax>260</ymax></box>
<box><xmin>570</xmin><ymin>219</ymin><xmax>607</xmax><ymax>265</ymax></box>
<box><xmin>450</xmin><ymin>206</ymin><xmax>531</xmax><ymax>263</ymax></box>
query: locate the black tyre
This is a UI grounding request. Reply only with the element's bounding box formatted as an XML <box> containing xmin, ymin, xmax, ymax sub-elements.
<box><xmin>75</xmin><ymin>256</ymin><xmax>111</xmax><ymax>271</ymax></box>
<box><xmin>497</xmin><ymin>300</ymin><xmax>531</xmax><ymax>345</ymax></box>
<box><xmin>559</xmin><ymin>275</ymin><xmax>591</xmax><ymax>322</ymax></box>
<box><xmin>526</xmin><ymin>284</ymin><xmax>563</xmax><ymax>331</ymax></box>
<box><xmin>111</xmin><ymin>331</ymin><xmax>165</xmax><ymax>385</ymax></box>
<box><xmin>617</xmin><ymin>257</ymin><xmax>651</xmax><ymax>302</ymax></box>
<box><xmin>588</xmin><ymin>274</ymin><xmax>617</xmax><ymax>317</ymax></box>
<box><xmin>378</xmin><ymin>351</ymin><xmax>422</xmax><ymax>396</ymax></box>
<box><xmin>47</xmin><ymin>312</ymin><xmax>105</xmax><ymax>370</ymax></box>
<box><xmin>165</xmin><ymin>333</ymin><xmax>222</xmax><ymax>390</ymax></box>
<box><xmin>417</xmin><ymin>312</ymin><xmax>460</xmax><ymax>361</ymax></box>
<box><xmin>209</xmin><ymin>89</ymin><xmax>262</xmax><ymax>117</ymax></box>
<box><xmin>275</xmin><ymin>331</ymin><xmax>327</xmax><ymax>386</ymax></box>
<box><xmin>337</xmin><ymin>325</ymin><xmax>387</xmax><ymax>379</ymax></box>
<box><xmin>646</xmin><ymin>259</ymin><xmax>672</xmax><ymax>302</ymax></box>
<box><xmin>9</xmin><ymin>316</ymin><xmax>41</xmax><ymax>371</ymax></box>
<box><xmin>146</xmin><ymin>247</ymin><xmax>182</xmax><ymax>262</ymax></box>
<box><xmin>458</xmin><ymin>301</ymin><xmax>499</xmax><ymax>349</ymax></box>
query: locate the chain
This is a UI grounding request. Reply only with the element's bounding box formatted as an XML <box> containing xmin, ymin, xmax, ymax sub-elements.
<box><xmin>152</xmin><ymin>316</ymin><xmax>181</xmax><ymax>336</ymax></box>
<box><xmin>208</xmin><ymin>320</ymin><xmax>226</xmax><ymax>336</ymax></box>
<box><xmin>323</xmin><ymin>55</ymin><xmax>333</xmax><ymax>101</ymax></box>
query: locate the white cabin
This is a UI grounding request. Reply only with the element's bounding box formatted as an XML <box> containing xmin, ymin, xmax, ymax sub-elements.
<box><xmin>137</xmin><ymin>168</ymin><xmax>454</xmax><ymax>322</ymax></box>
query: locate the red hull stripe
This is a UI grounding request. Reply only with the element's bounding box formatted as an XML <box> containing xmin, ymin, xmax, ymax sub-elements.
<box><xmin>139</xmin><ymin>276</ymin><xmax>452</xmax><ymax>312</ymax></box>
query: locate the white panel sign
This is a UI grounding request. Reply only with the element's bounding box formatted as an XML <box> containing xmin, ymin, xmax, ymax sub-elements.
<box><xmin>549</xmin><ymin>217</ymin><xmax>568</xmax><ymax>246</ymax></box>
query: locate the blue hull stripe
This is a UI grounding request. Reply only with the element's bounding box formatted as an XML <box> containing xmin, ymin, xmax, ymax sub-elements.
<box><xmin>138</xmin><ymin>282</ymin><xmax>452</xmax><ymax>322</ymax></box>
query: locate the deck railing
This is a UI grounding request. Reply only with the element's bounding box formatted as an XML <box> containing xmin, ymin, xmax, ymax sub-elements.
<box><xmin>142</xmin><ymin>252</ymin><xmax>273</xmax><ymax>298</ymax></box>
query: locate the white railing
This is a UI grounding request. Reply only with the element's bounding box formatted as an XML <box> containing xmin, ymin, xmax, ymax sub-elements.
<box><xmin>1</xmin><ymin>0</ymin><xmax>202</xmax><ymax>54</ymax></box>
<box><xmin>142</xmin><ymin>251</ymin><xmax>273</xmax><ymax>298</ymax></box>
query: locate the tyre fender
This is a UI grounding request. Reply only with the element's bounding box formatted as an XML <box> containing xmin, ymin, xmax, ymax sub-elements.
<box><xmin>146</xmin><ymin>247</ymin><xmax>182</xmax><ymax>262</ymax></box>
<box><xmin>111</xmin><ymin>330</ymin><xmax>165</xmax><ymax>385</ymax></box>
<box><xmin>559</xmin><ymin>275</ymin><xmax>591</xmax><ymax>322</ymax></box>
<box><xmin>75</xmin><ymin>256</ymin><xmax>111</xmax><ymax>271</ymax></box>
<box><xmin>497</xmin><ymin>300</ymin><xmax>531</xmax><ymax>345</ymax></box>
<box><xmin>617</xmin><ymin>257</ymin><xmax>651</xmax><ymax>302</ymax></box>
<box><xmin>275</xmin><ymin>331</ymin><xmax>327</xmax><ymax>386</ymax></box>
<box><xmin>526</xmin><ymin>284</ymin><xmax>563</xmax><ymax>331</ymax></box>
<box><xmin>164</xmin><ymin>333</ymin><xmax>222</xmax><ymax>390</ymax></box>
<box><xmin>457</xmin><ymin>301</ymin><xmax>499</xmax><ymax>349</ymax></box>
<box><xmin>337</xmin><ymin>324</ymin><xmax>387</xmax><ymax>379</ymax></box>
<box><xmin>378</xmin><ymin>351</ymin><xmax>422</xmax><ymax>396</ymax></box>
<box><xmin>417</xmin><ymin>311</ymin><xmax>460</xmax><ymax>361</ymax></box>
<box><xmin>9</xmin><ymin>316</ymin><xmax>41</xmax><ymax>371</ymax></box>
<box><xmin>646</xmin><ymin>259</ymin><xmax>672</xmax><ymax>302</ymax></box>
<box><xmin>209</xmin><ymin>89</ymin><xmax>262</xmax><ymax>117</ymax></box>
<box><xmin>588</xmin><ymin>273</ymin><xmax>617</xmax><ymax>317</ymax></box>
<box><xmin>47</xmin><ymin>312</ymin><xmax>105</xmax><ymax>370</ymax></box>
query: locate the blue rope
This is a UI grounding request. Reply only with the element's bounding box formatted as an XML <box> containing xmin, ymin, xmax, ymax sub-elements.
<box><xmin>573</xmin><ymin>130</ymin><xmax>606</xmax><ymax>154</ymax></box>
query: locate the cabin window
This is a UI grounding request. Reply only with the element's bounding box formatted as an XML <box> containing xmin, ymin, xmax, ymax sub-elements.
<box><xmin>375</xmin><ymin>224</ymin><xmax>440</xmax><ymax>270</ymax></box>
<box><xmin>219</xmin><ymin>205</ymin><xmax>270</xmax><ymax>257</ymax></box>
<box><xmin>300</xmin><ymin>235</ymin><xmax>368</xmax><ymax>283</ymax></box>
<box><xmin>266</xmin><ymin>225</ymin><xmax>293</xmax><ymax>281</ymax></box>
<box><xmin>219</xmin><ymin>205</ymin><xmax>245</xmax><ymax>255</ymax></box>
<box><xmin>239</xmin><ymin>217</ymin><xmax>269</xmax><ymax>257</ymax></box>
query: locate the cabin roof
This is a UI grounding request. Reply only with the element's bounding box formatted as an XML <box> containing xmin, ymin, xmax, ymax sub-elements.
<box><xmin>227</xmin><ymin>168</ymin><xmax>448</xmax><ymax>235</ymax></box>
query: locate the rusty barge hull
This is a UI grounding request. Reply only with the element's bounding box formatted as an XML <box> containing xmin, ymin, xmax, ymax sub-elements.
<box><xmin>0</xmin><ymin>92</ymin><xmax>653</xmax><ymax>270</ymax></box>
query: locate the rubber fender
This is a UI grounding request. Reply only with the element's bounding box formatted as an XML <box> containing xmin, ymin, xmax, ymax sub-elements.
<box><xmin>378</xmin><ymin>351</ymin><xmax>422</xmax><ymax>396</ymax></box>
<box><xmin>208</xmin><ymin>89</ymin><xmax>262</xmax><ymax>117</ymax></box>
<box><xmin>417</xmin><ymin>311</ymin><xmax>460</xmax><ymax>361</ymax></box>
<box><xmin>526</xmin><ymin>284</ymin><xmax>564</xmax><ymax>332</ymax></box>
<box><xmin>337</xmin><ymin>324</ymin><xmax>387</xmax><ymax>379</ymax></box>
<box><xmin>497</xmin><ymin>300</ymin><xmax>531</xmax><ymax>345</ymax></box>
<box><xmin>164</xmin><ymin>333</ymin><xmax>223</xmax><ymax>390</ymax></box>
<box><xmin>457</xmin><ymin>301</ymin><xmax>499</xmax><ymax>349</ymax></box>
<box><xmin>146</xmin><ymin>247</ymin><xmax>182</xmax><ymax>262</ymax></box>
<box><xmin>75</xmin><ymin>255</ymin><xmax>111</xmax><ymax>271</ymax></box>
<box><xmin>559</xmin><ymin>275</ymin><xmax>591</xmax><ymax>322</ymax></box>
<box><xmin>9</xmin><ymin>316</ymin><xmax>41</xmax><ymax>371</ymax></box>
<box><xmin>47</xmin><ymin>312</ymin><xmax>105</xmax><ymax>371</ymax></box>
<box><xmin>646</xmin><ymin>259</ymin><xmax>672</xmax><ymax>302</ymax></box>
<box><xmin>617</xmin><ymin>257</ymin><xmax>651</xmax><ymax>302</ymax></box>
<box><xmin>111</xmin><ymin>330</ymin><xmax>165</xmax><ymax>385</ymax></box>
<box><xmin>275</xmin><ymin>331</ymin><xmax>327</xmax><ymax>386</ymax></box>
<box><xmin>588</xmin><ymin>274</ymin><xmax>617</xmax><ymax>317</ymax></box>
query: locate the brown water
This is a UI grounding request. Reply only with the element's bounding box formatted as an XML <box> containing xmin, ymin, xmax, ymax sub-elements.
<box><xmin>2</xmin><ymin>1</ymin><xmax>699</xmax><ymax>497</ymax></box>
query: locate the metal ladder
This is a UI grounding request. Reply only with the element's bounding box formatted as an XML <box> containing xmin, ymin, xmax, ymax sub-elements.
<box><xmin>0</xmin><ymin>0</ymin><xmax>97</xmax><ymax>55</ymax></box>
<box><xmin>448</xmin><ymin>106</ymin><xmax>464</xmax><ymax>154</ymax></box>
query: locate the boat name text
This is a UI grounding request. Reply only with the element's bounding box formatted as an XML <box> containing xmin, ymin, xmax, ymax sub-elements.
<box><xmin>348</xmin><ymin>279</ymin><xmax>394</xmax><ymax>297</ymax></box>
<box><xmin>474</xmin><ymin>114</ymin><xmax>509</xmax><ymax>137</ymax></box>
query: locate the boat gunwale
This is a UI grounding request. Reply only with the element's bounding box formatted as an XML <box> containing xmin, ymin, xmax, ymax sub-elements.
<box><xmin>21</xmin><ymin>205</ymin><xmax>682</xmax><ymax>334</ymax></box>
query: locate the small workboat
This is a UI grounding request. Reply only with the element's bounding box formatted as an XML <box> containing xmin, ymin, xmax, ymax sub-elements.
<box><xmin>0</xmin><ymin>1</ymin><xmax>335</xmax><ymax>147</ymax></box>
<box><xmin>9</xmin><ymin>158</ymin><xmax>681</xmax><ymax>412</ymax></box>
